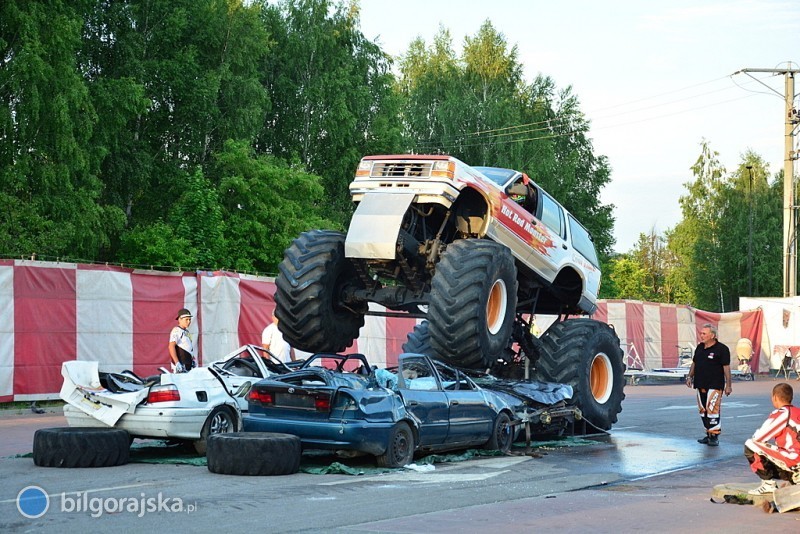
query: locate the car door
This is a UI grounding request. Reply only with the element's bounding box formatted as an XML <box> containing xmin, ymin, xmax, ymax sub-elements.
<box><xmin>434</xmin><ymin>362</ymin><xmax>494</xmax><ymax>443</ymax></box>
<box><xmin>397</xmin><ymin>355</ymin><xmax>449</xmax><ymax>446</ymax></box>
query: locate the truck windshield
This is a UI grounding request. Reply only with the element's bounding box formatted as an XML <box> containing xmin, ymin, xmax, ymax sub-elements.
<box><xmin>473</xmin><ymin>166</ymin><xmax>518</xmax><ymax>187</ymax></box>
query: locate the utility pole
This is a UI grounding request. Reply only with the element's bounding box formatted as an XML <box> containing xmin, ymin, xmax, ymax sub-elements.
<box><xmin>747</xmin><ymin>165</ymin><xmax>754</xmax><ymax>296</ymax></box>
<box><xmin>734</xmin><ymin>65</ymin><xmax>800</xmax><ymax>297</ymax></box>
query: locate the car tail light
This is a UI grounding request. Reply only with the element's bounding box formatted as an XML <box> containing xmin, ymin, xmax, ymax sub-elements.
<box><xmin>147</xmin><ymin>385</ymin><xmax>180</xmax><ymax>403</ymax></box>
<box><xmin>249</xmin><ymin>389</ymin><xmax>274</xmax><ymax>405</ymax></box>
<box><xmin>314</xmin><ymin>394</ymin><xmax>331</xmax><ymax>412</ymax></box>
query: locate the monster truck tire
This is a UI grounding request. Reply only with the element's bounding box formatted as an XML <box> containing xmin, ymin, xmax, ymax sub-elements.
<box><xmin>275</xmin><ymin>230</ymin><xmax>366</xmax><ymax>353</ymax></box>
<box><xmin>534</xmin><ymin>319</ymin><xmax>625</xmax><ymax>430</ymax></box>
<box><xmin>428</xmin><ymin>240</ymin><xmax>517</xmax><ymax>368</ymax></box>
<box><xmin>402</xmin><ymin>320</ymin><xmax>434</xmax><ymax>356</ymax></box>
<box><xmin>206</xmin><ymin>432</ymin><xmax>301</xmax><ymax>476</ymax></box>
<box><xmin>33</xmin><ymin>427</ymin><xmax>130</xmax><ymax>468</ymax></box>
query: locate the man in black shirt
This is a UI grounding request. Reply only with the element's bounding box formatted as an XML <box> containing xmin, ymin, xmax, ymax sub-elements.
<box><xmin>685</xmin><ymin>323</ymin><xmax>732</xmax><ymax>446</ymax></box>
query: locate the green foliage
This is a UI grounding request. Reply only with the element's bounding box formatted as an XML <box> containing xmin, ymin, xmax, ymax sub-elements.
<box><xmin>670</xmin><ymin>144</ymin><xmax>783</xmax><ymax>310</ymax></box>
<box><xmin>608</xmin><ymin>256</ymin><xmax>651</xmax><ymax>301</ymax></box>
<box><xmin>0</xmin><ymin>0</ymin><xmax>125</xmax><ymax>259</ymax></box>
<box><xmin>607</xmin><ymin>144</ymin><xmax>782</xmax><ymax>310</ymax></box>
<box><xmin>212</xmin><ymin>140</ymin><xmax>338</xmax><ymax>273</ymax></box>
<box><xmin>256</xmin><ymin>0</ymin><xmax>401</xmax><ymax>226</ymax></box>
<box><xmin>117</xmin><ymin>221</ymin><xmax>194</xmax><ymax>269</ymax></box>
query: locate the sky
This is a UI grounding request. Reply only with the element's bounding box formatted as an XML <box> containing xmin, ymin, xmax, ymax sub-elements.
<box><xmin>357</xmin><ymin>0</ymin><xmax>800</xmax><ymax>253</ymax></box>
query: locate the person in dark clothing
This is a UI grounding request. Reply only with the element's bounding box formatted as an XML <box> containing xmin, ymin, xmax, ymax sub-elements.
<box><xmin>685</xmin><ymin>323</ymin><xmax>732</xmax><ymax>446</ymax></box>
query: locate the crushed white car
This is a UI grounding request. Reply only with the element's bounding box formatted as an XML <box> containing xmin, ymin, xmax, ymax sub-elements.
<box><xmin>60</xmin><ymin>344</ymin><xmax>291</xmax><ymax>454</ymax></box>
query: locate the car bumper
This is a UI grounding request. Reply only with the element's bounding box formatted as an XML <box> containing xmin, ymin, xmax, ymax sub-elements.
<box><xmin>63</xmin><ymin>404</ymin><xmax>211</xmax><ymax>440</ymax></box>
<box><xmin>243</xmin><ymin>415</ymin><xmax>395</xmax><ymax>456</ymax></box>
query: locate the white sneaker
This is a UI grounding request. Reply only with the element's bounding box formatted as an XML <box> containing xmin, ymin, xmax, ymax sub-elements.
<box><xmin>749</xmin><ymin>480</ymin><xmax>777</xmax><ymax>495</ymax></box>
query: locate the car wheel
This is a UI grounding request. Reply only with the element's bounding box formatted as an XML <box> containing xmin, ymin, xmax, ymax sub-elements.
<box><xmin>33</xmin><ymin>427</ymin><xmax>130</xmax><ymax>468</ymax></box>
<box><xmin>275</xmin><ymin>230</ymin><xmax>367</xmax><ymax>353</ymax></box>
<box><xmin>428</xmin><ymin>240</ymin><xmax>518</xmax><ymax>368</ymax></box>
<box><xmin>534</xmin><ymin>319</ymin><xmax>626</xmax><ymax>430</ymax></box>
<box><xmin>194</xmin><ymin>405</ymin><xmax>238</xmax><ymax>455</ymax></box>
<box><xmin>376</xmin><ymin>422</ymin><xmax>414</xmax><ymax>468</ymax></box>
<box><xmin>206</xmin><ymin>432</ymin><xmax>301</xmax><ymax>476</ymax></box>
<box><xmin>483</xmin><ymin>412</ymin><xmax>513</xmax><ymax>453</ymax></box>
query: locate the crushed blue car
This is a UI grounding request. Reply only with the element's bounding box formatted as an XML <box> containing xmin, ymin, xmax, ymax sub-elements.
<box><xmin>243</xmin><ymin>352</ymin><xmax>577</xmax><ymax>467</ymax></box>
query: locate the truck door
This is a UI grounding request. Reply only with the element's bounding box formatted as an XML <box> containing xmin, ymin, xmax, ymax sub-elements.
<box><xmin>497</xmin><ymin>179</ymin><xmax>561</xmax><ymax>280</ymax></box>
<box><xmin>535</xmin><ymin>192</ymin><xmax>570</xmax><ymax>272</ymax></box>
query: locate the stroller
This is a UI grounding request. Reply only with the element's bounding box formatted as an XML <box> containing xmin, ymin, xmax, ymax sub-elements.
<box><xmin>735</xmin><ymin>338</ymin><xmax>755</xmax><ymax>381</ymax></box>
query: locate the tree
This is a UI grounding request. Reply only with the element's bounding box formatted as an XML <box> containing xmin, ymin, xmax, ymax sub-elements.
<box><xmin>607</xmin><ymin>256</ymin><xmax>651</xmax><ymax>301</ymax></box>
<box><xmin>81</xmin><ymin>0</ymin><xmax>271</xmax><ymax>239</ymax></box>
<box><xmin>118</xmin><ymin>167</ymin><xmax>225</xmax><ymax>270</ymax></box>
<box><xmin>211</xmin><ymin>140</ymin><xmax>339</xmax><ymax>273</ymax></box>
<box><xmin>667</xmin><ymin>144</ymin><xmax>781</xmax><ymax>311</ymax></box>
<box><xmin>256</xmin><ymin>0</ymin><xmax>401</xmax><ymax>225</ymax></box>
<box><xmin>0</xmin><ymin>0</ymin><xmax>125</xmax><ymax>259</ymax></box>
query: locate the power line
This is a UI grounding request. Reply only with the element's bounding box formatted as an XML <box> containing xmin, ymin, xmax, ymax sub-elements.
<box><xmin>412</xmin><ymin>91</ymin><xmax>762</xmax><ymax>153</ymax></box>
<box><xmin>412</xmin><ymin>74</ymin><xmax>778</xmax><ymax>151</ymax></box>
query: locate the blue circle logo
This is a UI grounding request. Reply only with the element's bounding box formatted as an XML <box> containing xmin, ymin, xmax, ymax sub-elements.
<box><xmin>17</xmin><ymin>486</ymin><xmax>49</xmax><ymax>519</ymax></box>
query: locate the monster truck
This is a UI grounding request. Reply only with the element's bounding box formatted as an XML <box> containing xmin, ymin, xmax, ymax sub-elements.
<box><xmin>275</xmin><ymin>155</ymin><xmax>625</xmax><ymax>430</ymax></box>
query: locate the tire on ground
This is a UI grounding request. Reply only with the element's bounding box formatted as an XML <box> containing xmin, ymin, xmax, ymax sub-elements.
<box><xmin>533</xmin><ymin>318</ymin><xmax>625</xmax><ymax>430</ymax></box>
<box><xmin>275</xmin><ymin>230</ymin><xmax>366</xmax><ymax>353</ymax></box>
<box><xmin>206</xmin><ymin>432</ymin><xmax>301</xmax><ymax>476</ymax></box>
<box><xmin>376</xmin><ymin>422</ymin><xmax>414</xmax><ymax>468</ymax></box>
<box><xmin>483</xmin><ymin>411</ymin><xmax>513</xmax><ymax>453</ymax></box>
<box><xmin>428</xmin><ymin>240</ymin><xmax>518</xmax><ymax>368</ymax></box>
<box><xmin>194</xmin><ymin>405</ymin><xmax>238</xmax><ymax>455</ymax></box>
<box><xmin>33</xmin><ymin>427</ymin><xmax>130</xmax><ymax>468</ymax></box>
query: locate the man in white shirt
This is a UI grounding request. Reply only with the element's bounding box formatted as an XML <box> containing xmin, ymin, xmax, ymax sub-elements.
<box><xmin>262</xmin><ymin>311</ymin><xmax>295</xmax><ymax>363</ymax></box>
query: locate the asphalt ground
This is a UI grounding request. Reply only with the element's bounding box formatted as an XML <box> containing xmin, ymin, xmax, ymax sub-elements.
<box><xmin>2</xmin><ymin>376</ymin><xmax>800</xmax><ymax>532</ymax></box>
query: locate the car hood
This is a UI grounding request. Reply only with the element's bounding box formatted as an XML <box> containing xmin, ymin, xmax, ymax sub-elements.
<box><xmin>476</xmin><ymin>378</ymin><xmax>573</xmax><ymax>408</ymax></box>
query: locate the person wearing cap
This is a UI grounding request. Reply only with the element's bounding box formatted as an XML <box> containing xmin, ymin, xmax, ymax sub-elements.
<box><xmin>169</xmin><ymin>308</ymin><xmax>195</xmax><ymax>373</ymax></box>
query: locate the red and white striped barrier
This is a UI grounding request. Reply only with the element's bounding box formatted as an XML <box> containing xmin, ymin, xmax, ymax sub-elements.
<box><xmin>592</xmin><ymin>299</ymin><xmax>766</xmax><ymax>373</ymax></box>
<box><xmin>0</xmin><ymin>260</ymin><xmax>416</xmax><ymax>401</ymax></box>
<box><xmin>0</xmin><ymin>260</ymin><xmax>769</xmax><ymax>401</ymax></box>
